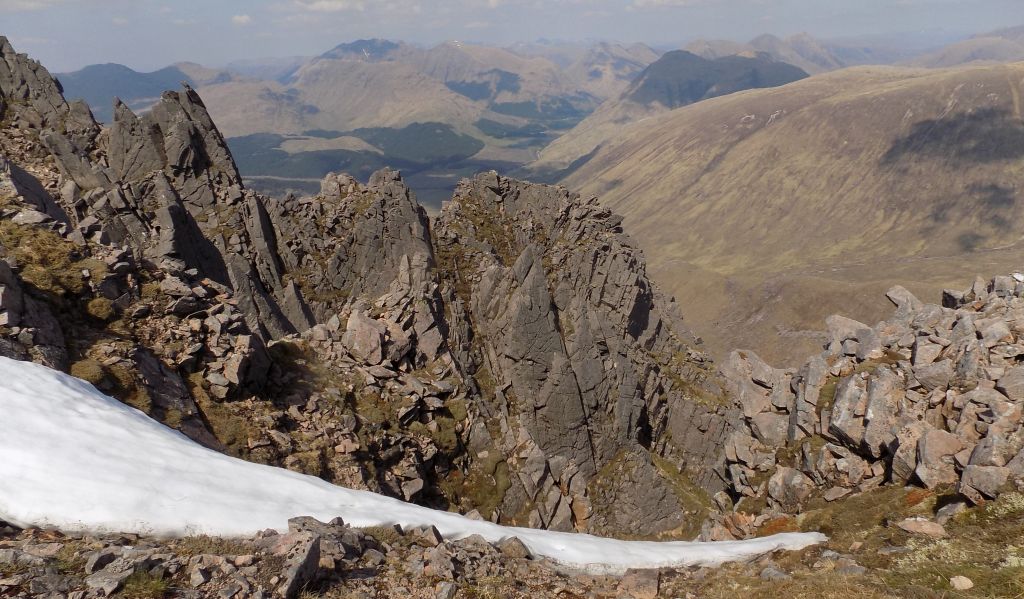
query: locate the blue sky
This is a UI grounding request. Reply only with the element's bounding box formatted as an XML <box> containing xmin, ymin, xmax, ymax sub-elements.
<box><xmin>2</xmin><ymin>0</ymin><xmax>1022</xmax><ymax>72</ymax></box>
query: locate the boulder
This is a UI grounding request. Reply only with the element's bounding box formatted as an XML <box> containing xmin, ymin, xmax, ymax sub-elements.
<box><xmin>270</xmin><ymin>532</ymin><xmax>321</xmax><ymax>599</ymax></box>
<box><xmin>959</xmin><ymin>465</ymin><xmax>1010</xmax><ymax>504</ymax></box>
<box><xmin>915</xmin><ymin>429</ymin><xmax>965</xmax><ymax>488</ymax></box>
<box><xmin>825</xmin><ymin>315</ymin><xmax>872</xmax><ymax>351</ymax></box>
<box><xmin>768</xmin><ymin>467</ymin><xmax>814</xmax><ymax>511</ymax></box>
<box><xmin>913</xmin><ymin>360</ymin><xmax>953</xmax><ymax>392</ymax></box>
<box><xmin>828</xmin><ymin>375</ymin><xmax>867</xmax><ymax>447</ymax></box>
<box><xmin>997</xmin><ymin>366</ymin><xmax>1024</xmax><ymax>402</ymax></box>
<box><xmin>342</xmin><ymin>311</ymin><xmax>386</xmax><ymax>364</ymax></box>
<box><xmin>862</xmin><ymin>368</ymin><xmax>900</xmax><ymax>458</ymax></box>
<box><xmin>496</xmin><ymin>536</ymin><xmax>531</xmax><ymax>559</ymax></box>
<box><xmin>891</xmin><ymin>421</ymin><xmax>930</xmax><ymax>484</ymax></box>
<box><xmin>896</xmin><ymin>518</ymin><xmax>946</xmax><ymax>539</ymax></box>
<box><xmin>617</xmin><ymin>569</ymin><xmax>660</xmax><ymax>599</ymax></box>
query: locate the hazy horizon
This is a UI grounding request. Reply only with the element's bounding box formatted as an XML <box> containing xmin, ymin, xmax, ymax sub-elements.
<box><xmin>2</xmin><ymin>0</ymin><xmax>1021</xmax><ymax>72</ymax></box>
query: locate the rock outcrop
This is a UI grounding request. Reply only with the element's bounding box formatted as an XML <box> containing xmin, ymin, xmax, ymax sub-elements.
<box><xmin>432</xmin><ymin>173</ymin><xmax>735</xmax><ymax>531</ymax></box>
<box><xmin>715</xmin><ymin>275</ymin><xmax>1024</xmax><ymax>537</ymax></box>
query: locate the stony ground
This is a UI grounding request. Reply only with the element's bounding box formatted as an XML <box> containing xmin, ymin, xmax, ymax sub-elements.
<box><xmin>3</xmin><ymin>487</ymin><xmax>1023</xmax><ymax>598</ymax></box>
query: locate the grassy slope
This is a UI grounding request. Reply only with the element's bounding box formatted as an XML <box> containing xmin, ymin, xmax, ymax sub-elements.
<box><xmin>561</xmin><ymin>63</ymin><xmax>1024</xmax><ymax>364</ymax></box>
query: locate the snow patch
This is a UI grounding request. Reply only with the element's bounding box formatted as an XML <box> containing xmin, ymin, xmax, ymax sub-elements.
<box><xmin>0</xmin><ymin>357</ymin><xmax>825</xmax><ymax>574</ymax></box>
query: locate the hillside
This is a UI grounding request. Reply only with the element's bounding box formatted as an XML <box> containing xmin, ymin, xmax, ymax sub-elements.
<box><xmin>9</xmin><ymin>30</ymin><xmax>1024</xmax><ymax>599</ymax></box>
<box><xmin>531</xmin><ymin>50</ymin><xmax>808</xmax><ymax>175</ymax></box>
<box><xmin>626</xmin><ymin>50</ymin><xmax>808</xmax><ymax>108</ymax></box>
<box><xmin>224</xmin><ymin>55</ymin><xmax>310</xmax><ymax>82</ymax></box>
<box><xmin>284</xmin><ymin>56</ymin><xmax>485</xmax><ymax>132</ymax></box>
<box><xmin>559</xmin><ymin>63</ymin><xmax>1024</xmax><ymax>363</ymax></box>
<box><xmin>563</xmin><ymin>42</ymin><xmax>661</xmax><ymax>100</ymax></box>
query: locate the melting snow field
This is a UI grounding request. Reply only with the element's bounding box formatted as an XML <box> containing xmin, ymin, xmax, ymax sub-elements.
<box><xmin>0</xmin><ymin>357</ymin><xmax>825</xmax><ymax>574</ymax></box>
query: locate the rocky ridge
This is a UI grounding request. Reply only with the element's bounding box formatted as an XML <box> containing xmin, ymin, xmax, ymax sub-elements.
<box><xmin>0</xmin><ymin>35</ymin><xmax>732</xmax><ymax>540</ymax></box>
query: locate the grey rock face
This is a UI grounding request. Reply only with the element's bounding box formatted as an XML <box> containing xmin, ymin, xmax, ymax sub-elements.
<box><xmin>0</xmin><ymin>157</ymin><xmax>69</xmax><ymax>225</ymax></box>
<box><xmin>586</xmin><ymin>448</ymin><xmax>688</xmax><ymax>537</ymax></box>
<box><xmin>431</xmin><ymin>172</ymin><xmax>730</xmax><ymax>535</ymax></box>
<box><xmin>0</xmin><ymin>258</ymin><xmax>66</xmax><ymax>369</ymax></box>
<box><xmin>958</xmin><ymin>465</ymin><xmax>1010</xmax><ymax>504</ymax></box>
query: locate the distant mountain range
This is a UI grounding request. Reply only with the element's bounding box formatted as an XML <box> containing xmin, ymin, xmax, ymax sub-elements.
<box><xmin>54</xmin><ymin>27</ymin><xmax>1024</xmax><ymax>208</ymax></box>
<box><xmin>909</xmin><ymin>25</ymin><xmax>1024</xmax><ymax>67</ymax></box>
<box><xmin>683</xmin><ymin>31</ymin><xmax>947</xmax><ymax>74</ymax></box>
<box><xmin>56</xmin><ymin>39</ymin><xmax>662</xmax><ymax>205</ymax></box>
<box><xmin>685</xmin><ymin>33</ymin><xmax>844</xmax><ymax>74</ymax></box>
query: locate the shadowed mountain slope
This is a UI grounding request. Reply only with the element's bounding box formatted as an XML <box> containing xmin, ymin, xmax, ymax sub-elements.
<box><xmin>531</xmin><ymin>50</ymin><xmax>808</xmax><ymax>175</ymax></box>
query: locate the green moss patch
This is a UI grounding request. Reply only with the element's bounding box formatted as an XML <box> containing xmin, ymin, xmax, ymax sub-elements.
<box><xmin>121</xmin><ymin>571</ymin><xmax>169</xmax><ymax>598</ymax></box>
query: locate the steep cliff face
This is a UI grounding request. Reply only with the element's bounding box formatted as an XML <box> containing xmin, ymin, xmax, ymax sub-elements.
<box><xmin>0</xmin><ymin>36</ymin><xmax>734</xmax><ymax>538</ymax></box>
<box><xmin>432</xmin><ymin>173</ymin><xmax>736</xmax><ymax>533</ymax></box>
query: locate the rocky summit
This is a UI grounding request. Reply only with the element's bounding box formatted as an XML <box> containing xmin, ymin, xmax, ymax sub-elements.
<box><xmin>3</xmin><ymin>31</ymin><xmax>1024</xmax><ymax>599</ymax></box>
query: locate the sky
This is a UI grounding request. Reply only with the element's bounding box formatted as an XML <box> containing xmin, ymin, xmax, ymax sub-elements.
<box><xmin>2</xmin><ymin>0</ymin><xmax>1022</xmax><ymax>72</ymax></box>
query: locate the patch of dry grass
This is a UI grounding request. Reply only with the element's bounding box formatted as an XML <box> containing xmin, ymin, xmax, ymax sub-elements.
<box><xmin>674</xmin><ymin>570</ymin><xmax>900</xmax><ymax>599</ymax></box>
<box><xmin>0</xmin><ymin>219</ymin><xmax>106</xmax><ymax>298</ymax></box>
<box><xmin>172</xmin><ymin>535</ymin><xmax>251</xmax><ymax>557</ymax></box>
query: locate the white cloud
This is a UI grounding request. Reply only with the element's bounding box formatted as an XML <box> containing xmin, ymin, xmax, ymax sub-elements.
<box><xmin>231</xmin><ymin>13</ymin><xmax>252</xmax><ymax>25</ymax></box>
<box><xmin>111</xmin><ymin>16</ymin><xmax>128</xmax><ymax>25</ymax></box>
<box><xmin>291</xmin><ymin>0</ymin><xmax>366</xmax><ymax>11</ymax></box>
